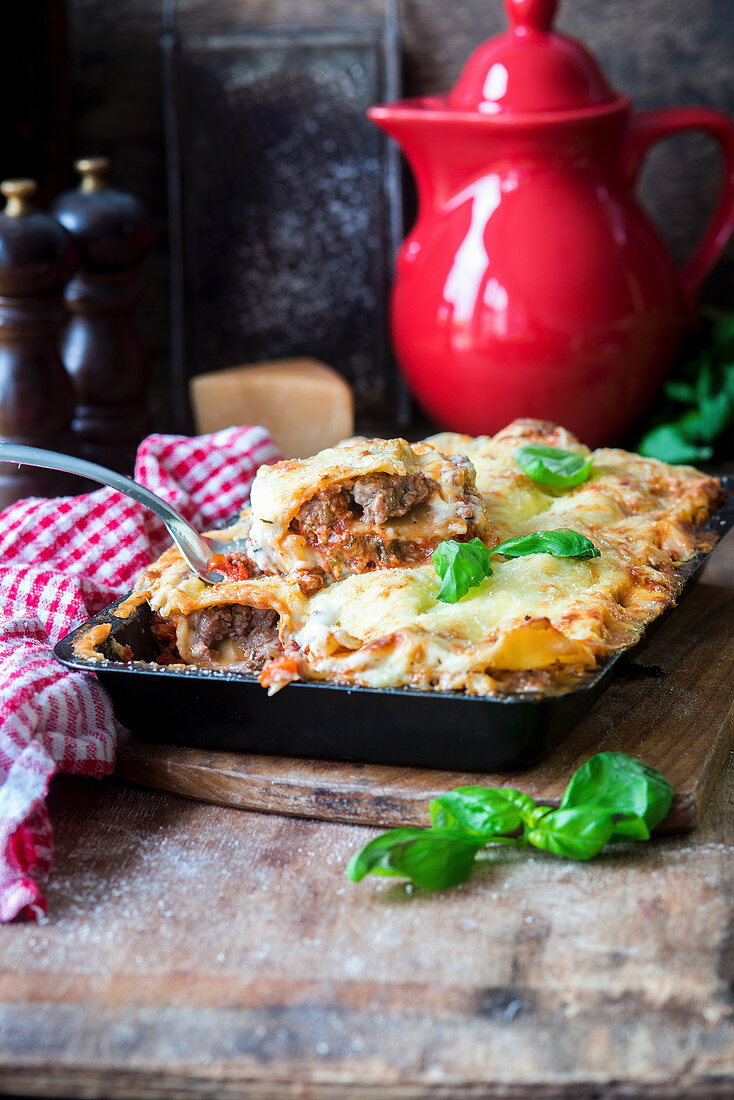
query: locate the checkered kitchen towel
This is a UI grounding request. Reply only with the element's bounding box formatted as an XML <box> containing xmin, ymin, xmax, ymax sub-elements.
<box><xmin>0</xmin><ymin>427</ymin><xmax>279</xmax><ymax>921</ymax></box>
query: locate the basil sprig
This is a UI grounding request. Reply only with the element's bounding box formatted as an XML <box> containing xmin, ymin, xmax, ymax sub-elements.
<box><xmin>433</xmin><ymin>529</ymin><xmax>600</xmax><ymax>603</ymax></box>
<box><xmin>515</xmin><ymin>444</ymin><xmax>594</xmax><ymax>488</ymax></box>
<box><xmin>637</xmin><ymin>308</ymin><xmax>734</xmax><ymax>463</ymax></box>
<box><xmin>346</xmin><ymin>752</ymin><xmax>673</xmax><ymax>890</ymax></box>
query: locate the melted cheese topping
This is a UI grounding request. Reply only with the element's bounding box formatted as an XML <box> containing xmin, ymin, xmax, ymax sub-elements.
<box><xmin>287</xmin><ymin>548</ymin><xmax>645</xmax><ymax>692</ymax></box>
<box><xmin>79</xmin><ymin>419</ymin><xmax>723</xmax><ymax>697</ymax></box>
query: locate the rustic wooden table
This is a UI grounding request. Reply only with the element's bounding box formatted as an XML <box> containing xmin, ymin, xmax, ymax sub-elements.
<box><xmin>1</xmin><ymin>533</ymin><xmax>733</xmax><ymax>1099</ymax></box>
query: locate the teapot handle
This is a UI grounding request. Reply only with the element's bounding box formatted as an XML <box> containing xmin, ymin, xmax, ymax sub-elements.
<box><xmin>623</xmin><ymin>107</ymin><xmax>734</xmax><ymax>318</ymax></box>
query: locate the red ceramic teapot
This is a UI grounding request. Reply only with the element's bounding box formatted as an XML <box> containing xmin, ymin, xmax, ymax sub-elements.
<box><xmin>369</xmin><ymin>0</ymin><xmax>734</xmax><ymax>445</ymax></box>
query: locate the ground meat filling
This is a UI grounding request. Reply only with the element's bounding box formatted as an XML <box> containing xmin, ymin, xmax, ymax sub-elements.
<box><xmin>289</xmin><ymin>470</ymin><xmax>478</xmax><ymax>575</ymax></box>
<box><xmin>351</xmin><ymin>472</ymin><xmax>433</xmax><ymax>525</ymax></box>
<box><xmin>191</xmin><ymin>604</ymin><xmax>282</xmax><ymax>667</ymax></box>
<box><xmin>293</xmin><ymin>487</ymin><xmax>357</xmax><ymax>542</ymax></box>
<box><xmin>292</xmin><ymin>472</ymin><xmax>435</xmax><ymax>543</ymax></box>
<box><xmin>150</xmin><ymin>612</ymin><xmax>180</xmax><ymax>664</ymax></box>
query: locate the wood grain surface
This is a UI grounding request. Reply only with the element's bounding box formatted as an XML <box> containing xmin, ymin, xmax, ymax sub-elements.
<box><xmin>2</xmin><ymin>744</ymin><xmax>734</xmax><ymax>1098</ymax></box>
<box><xmin>115</xmin><ymin>541</ymin><xmax>734</xmax><ymax>834</ymax></box>
<box><xmin>0</xmin><ymin>531</ymin><xmax>733</xmax><ymax>1098</ymax></box>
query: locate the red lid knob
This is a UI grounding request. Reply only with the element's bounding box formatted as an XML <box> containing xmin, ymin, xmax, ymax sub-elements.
<box><xmin>446</xmin><ymin>0</ymin><xmax>617</xmax><ymax>115</ymax></box>
<box><xmin>506</xmin><ymin>0</ymin><xmax>558</xmax><ymax>34</ymax></box>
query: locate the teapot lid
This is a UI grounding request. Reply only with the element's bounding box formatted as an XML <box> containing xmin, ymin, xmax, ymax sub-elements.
<box><xmin>447</xmin><ymin>0</ymin><xmax>619</xmax><ymax>116</ymax></box>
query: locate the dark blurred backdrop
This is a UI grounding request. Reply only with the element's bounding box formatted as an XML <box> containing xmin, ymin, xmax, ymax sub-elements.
<box><xmin>7</xmin><ymin>0</ymin><xmax>734</xmax><ymax>430</ymax></box>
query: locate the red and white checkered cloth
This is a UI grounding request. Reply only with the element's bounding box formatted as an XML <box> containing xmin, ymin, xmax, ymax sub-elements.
<box><xmin>0</xmin><ymin>427</ymin><xmax>279</xmax><ymax>922</ymax></box>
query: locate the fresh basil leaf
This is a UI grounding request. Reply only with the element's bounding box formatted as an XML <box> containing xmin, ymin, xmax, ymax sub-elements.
<box><xmin>664</xmin><ymin>379</ymin><xmax>697</xmax><ymax>404</ymax></box>
<box><xmin>695</xmin><ymin>358</ymin><xmax>715</xmax><ymax>407</ymax></box>
<box><xmin>559</xmin><ymin>751</ymin><xmax>673</xmax><ymax>834</ymax></box>
<box><xmin>492</xmin><ymin>529</ymin><xmax>600</xmax><ymax>561</ymax></box>
<box><xmin>346</xmin><ymin>828</ymin><xmax>483</xmax><ymax>890</ymax></box>
<box><xmin>609</xmin><ymin>813</ymin><xmax>651</xmax><ymax>841</ymax></box>
<box><xmin>637</xmin><ymin>424</ymin><xmax>713</xmax><ymax>464</ymax></box>
<box><xmin>676</xmin><ymin>406</ymin><xmax>709</xmax><ymax>441</ymax></box>
<box><xmin>514</xmin><ymin>445</ymin><xmax>594</xmax><ymax>488</ymax></box>
<box><xmin>430</xmin><ymin>787</ymin><xmax>534</xmax><ymax>837</ymax></box>
<box><xmin>433</xmin><ymin>537</ymin><xmax>493</xmax><ymax>603</ymax></box>
<box><xmin>723</xmin><ymin>362</ymin><xmax>734</xmax><ymax>403</ymax></box>
<box><xmin>675</xmin><ymin>395</ymin><xmax>733</xmax><ymax>446</ymax></box>
<box><xmin>523</xmin><ymin>804</ymin><xmax>554</xmax><ymax>827</ymax></box>
<box><xmin>637</xmin><ymin>308</ymin><xmax>734</xmax><ymax>459</ymax></box>
<box><xmin>525</xmin><ymin>806</ymin><xmax>618</xmax><ymax>861</ymax></box>
<box><xmin>498</xmin><ymin>789</ymin><xmax>539</xmax><ymax>816</ymax></box>
<box><xmin>696</xmin><ymin>391</ymin><xmax>733</xmax><ymax>443</ymax></box>
<box><xmin>706</xmin><ymin>307</ymin><xmax>734</xmax><ymax>346</ymax></box>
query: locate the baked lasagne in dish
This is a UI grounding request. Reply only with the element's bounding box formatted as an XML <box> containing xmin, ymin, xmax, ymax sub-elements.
<box><xmin>75</xmin><ymin>419</ymin><xmax>723</xmax><ymax>697</ymax></box>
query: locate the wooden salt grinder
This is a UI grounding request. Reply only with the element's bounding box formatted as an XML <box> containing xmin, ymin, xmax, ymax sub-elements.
<box><xmin>0</xmin><ymin>179</ymin><xmax>77</xmax><ymax>508</ymax></box>
<box><xmin>51</xmin><ymin>157</ymin><xmax>153</xmax><ymax>472</ymax></box>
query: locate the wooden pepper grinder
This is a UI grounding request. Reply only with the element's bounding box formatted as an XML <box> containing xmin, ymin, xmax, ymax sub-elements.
<box><xmin>0</xmin><ymin>179</ymin><xmax>78</xmax><ymax>509</ymax></box>
<box><xmin>51</xmin><ymin>157</ymin><xmax>153</xmax><ymax>472</ymax></box>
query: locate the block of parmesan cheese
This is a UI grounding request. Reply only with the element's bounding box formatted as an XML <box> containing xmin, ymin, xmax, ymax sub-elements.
<box><xmin>190</xmin><ymin>358</ymin><xmax>355</xmax><ymax>459</ymax></box>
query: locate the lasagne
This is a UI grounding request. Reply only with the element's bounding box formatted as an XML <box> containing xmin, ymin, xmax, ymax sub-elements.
<box><xmin>77</xmin><ymin>419</ymin><xmax>723</xmax><ymax>697</ymax></box>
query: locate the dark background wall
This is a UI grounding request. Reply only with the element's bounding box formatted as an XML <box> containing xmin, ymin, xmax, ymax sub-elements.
<box><xmin>62</xmin><ymin>0</ymin><xmax>734</xmax><ymax>428</ymax></box>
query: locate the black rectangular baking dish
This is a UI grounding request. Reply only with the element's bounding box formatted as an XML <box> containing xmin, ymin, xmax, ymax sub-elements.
<box><xmin>54</xmin><ymin>480</ymin><xmax>734</xmax><ymax>773</ymax></box>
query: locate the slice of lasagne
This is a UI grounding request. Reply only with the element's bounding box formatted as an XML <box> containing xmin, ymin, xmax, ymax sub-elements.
<box><xmin>245</xmin><ymin>436</ymin><xmax>491</xmax><ymax>591</ymax></box>
<box><xmin>127</xmin><ymin>546</ymin><xmax>308</xmax><ymax>673</ymax></box>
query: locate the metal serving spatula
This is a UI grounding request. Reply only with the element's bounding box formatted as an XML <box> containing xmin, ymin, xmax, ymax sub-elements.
<box><xmin>0</xmin><ymin>443</ymin><xmax>249</xmax><ymax>583</ymax></box>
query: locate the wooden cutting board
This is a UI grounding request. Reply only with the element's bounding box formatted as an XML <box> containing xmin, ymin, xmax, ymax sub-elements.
<box><xmin>115</xmin><ymin>543</ymin><xmax>734</xmax><ymax>834</ymax></box>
